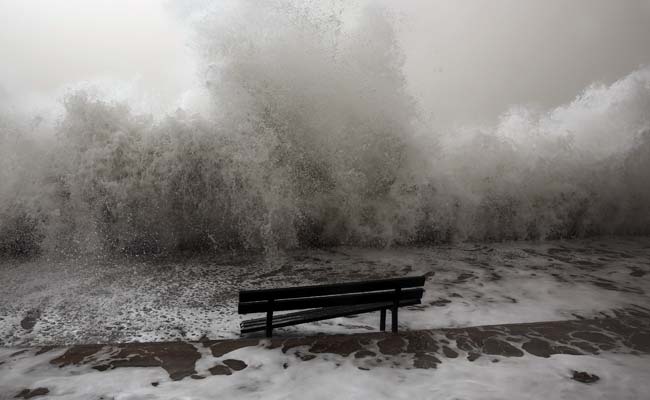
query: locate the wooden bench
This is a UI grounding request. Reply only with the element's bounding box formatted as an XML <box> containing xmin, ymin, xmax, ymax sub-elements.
<box><xmin>238</xmin><ymin>276</ymin><xmax>425</xmax><ymax>337</ymax></box>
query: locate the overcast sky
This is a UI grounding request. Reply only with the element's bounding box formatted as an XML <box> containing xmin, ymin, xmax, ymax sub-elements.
<box><xmin>0</xmin><ymin>0</ymin><xmax>195</xmax><ymax>115</ymax></box>
<box><xmin>1</xmin><ymin>0</ymin><xmax>649</xmax><ymax>126</ymax></box>
<box><xmin>396</xmin><ymin>0</ymin><xmax>650</xmax><ymax>126</ymax></box>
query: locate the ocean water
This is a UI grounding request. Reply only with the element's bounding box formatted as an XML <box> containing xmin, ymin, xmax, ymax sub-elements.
<box><xmin>1</xmin><ymin>1</ymin><xmax>649</xmax><ymax>257</ymax></box>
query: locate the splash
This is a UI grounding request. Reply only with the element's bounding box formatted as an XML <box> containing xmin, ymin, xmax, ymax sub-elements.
<box><xmin>1</xmin><ymin>1</ymin><xmax>649</xmax><ymax>256</ymax></box>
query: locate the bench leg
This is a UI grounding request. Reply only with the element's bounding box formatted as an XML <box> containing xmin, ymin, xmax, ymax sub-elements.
<box><xmin>392</xmin><ymin>287</ymin><xmax>400</xmax><ymax>333</ymax></box>
<box><xmin>266</xmin><ymin>309</ymin><xmax>273</xmax><ymax>338</ymax></box>
<box><xmin>380</xmin><ymin>309</ymin><xmax>386</xmax><ymax>331</ymax></box>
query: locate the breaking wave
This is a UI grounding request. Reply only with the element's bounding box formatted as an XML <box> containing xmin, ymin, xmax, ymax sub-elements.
<box><xmin>1</xmin><ymin>0</ymin><xmax>649</xmax><ymax>256</ymax></box>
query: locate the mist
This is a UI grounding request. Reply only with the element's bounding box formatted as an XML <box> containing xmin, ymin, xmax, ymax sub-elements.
<box><xmin>1</xmin><ymin>0</ymin><xmax>649</xmax><ymax>256</ymax></box>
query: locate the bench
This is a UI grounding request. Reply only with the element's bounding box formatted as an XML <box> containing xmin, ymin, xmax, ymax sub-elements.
<box><xmin>238</xmin><ymin>276</ymin><xmax>426</xmax><ymax>337</ymax></box>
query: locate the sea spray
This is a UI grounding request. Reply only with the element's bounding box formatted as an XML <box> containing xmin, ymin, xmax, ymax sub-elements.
<box><xmin>0</xmin><ymin>0</ymin><xmax>649</xmax><ymax>257</ymax></box>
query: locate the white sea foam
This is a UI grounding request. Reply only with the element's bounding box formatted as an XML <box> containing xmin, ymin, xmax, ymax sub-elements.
<box><xmin>1</xmin><ymin>0</ymin><xmax>649</xmax><ymax>256</ymax></box>
<box><xmin>1</xmin><ymin>344</ymin><xmax>649</xmax><ymax>399</ymax></box>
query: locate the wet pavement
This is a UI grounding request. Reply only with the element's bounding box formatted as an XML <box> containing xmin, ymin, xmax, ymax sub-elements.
<box><xmin>2</xmin><ymin>306</ymin><xmax>648</xmax><ymax>394</ymax></box>
<box><xmin>2</xmin><ymin>237</ymin><xmax>650</xmax><ymax>347</ymax></box>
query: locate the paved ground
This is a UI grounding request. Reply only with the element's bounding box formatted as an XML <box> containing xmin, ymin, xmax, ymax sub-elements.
<box><xmin>2</xmin><ymin>306</ymin><xmax>648</xmax><ymax>397</ymax></box>
<box><xmin>2</xmin><ymin>238</ymin><xmax>649</xmax><ymax>397</ymax></box>
<box><xmin>2</xmin><ymin>237</ymin><xmax>650</xmax><ymax>346</ymax></box>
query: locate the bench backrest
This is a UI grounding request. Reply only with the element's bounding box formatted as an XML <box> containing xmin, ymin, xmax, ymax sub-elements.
<box><xmin>238</xmin><ymin>275</ymin><xmax>425</xmax><ymax>314</ymax></box>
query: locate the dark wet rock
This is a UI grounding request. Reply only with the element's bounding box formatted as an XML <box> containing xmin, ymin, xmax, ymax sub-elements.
<box><xmin>592</xmin><ymin>281</ymin><xmax>619</xmax><ymax>291</ymax></box>
<box><xmin>298</xmin><ymin>353</ymin><xmax>317</xmax><ymax>361</ymax></box>
<box><xmin>595</xmin><ymin>343</ymin><xmax>617</xmax><ymax>351</ymax></box>
<box><xmin>50</xmin><ymin>342</ymin><xmax>200</xmax><ymax>381</ymax></box>
<box><xmin>571</xmin><ymin>371</ymin><xmax>600</xmax><ymax>384</ymax></box>
<box><xmin>489</xmin><ymin>273</ymin><xmax>502</xmax><ymax>281</ymax></box>
<box><xmin>223</xmin><ymin>359</ymin><xmax>247</xmax><ymax>371</ymax></box>
<box><xmin>574</xmin><ymin>260</ymin><xmax>602</xmax><ymax>267</ymax></box>
<box><xmin>191</xmin><ymin>374</ymin><xmax>205</xmax><ymax>379</ymax></box>
<box><xmin>467</xmin><ymin>352</ymin><xmax>481</xmax><ymax>361</ymax></box>
<box><xmin>455</xmin><ymin>273</ymin><xmax>475</xmax><ymax>283</ymax></box>
<box><xmin>20</xmin><ymin>310</ymin><xmax>40</xmax><ymax>331</ymax></box>
<box><xmin>430</xmin><ymin>298</ymin><xmax>452</xmax><ymax>307</ymax></box>
<box><xmin>377</xmin><ymin>335</ymin><xmax>406</xmax><ymax>355</ymax></box>
<box><xmin>309</xmin><ymin>335</ymin><xmax>364</xmax><ymax>357</ymax></box>
<box><xmin>280</xmin><ymin>337</ymin><xmax>316</xmax><ymax>353</ymax></box>
<box><xmin>354</xmin><ymin>350</ymin><xmax>376</xmax><ymax>359</ymax></box>
<box><xmin>35</xmin><ymin>346</ymin><xmax>56</xmax><ymax>356</ymax></box>
<box><xmin>548</xmin><ymin>247</ymin><xmax>570</xmax><ymax>255</ymax></box>
<box><xmin>630</xmin><ymin>269</ymin><xmax>646</xmax><ymax>277</ymax></box>
<box><xmin>450</xmin><ymin>328</ymin><xmax>505</xmax><ymax>354</ymax></box>
<box><xmin>209</xmin><ymin>339</ymin><xmax>258</xmax><ymax>357</ymax></box>
<box><xmin>570</xmin><ymin>341</ymin><xmax>599</xmax><ymax>354</ymax></box>
<box><xmin>14</xmin><ymin>388</ymin><xmax>49</xmax><ymax>399</ymax></box>
<box><xmin>572</xmin><ymin>331</ymin><xmax>614</xmax><ymax>344</ymax></box>
<box><xmin>151</xmin><ymin>382</ymin><xmax>159</xmax><ymax>387</ymax></box>
<box><xmin>405</xmin><ymin>331</ymin><xmax>438</xmax><ymax>354</ymax></box>
<box><xmin>623</xmin><ymin>306</ymin><xmax>650</xmax><ymax>317</ymax></box>
<box><xmin>522</xmin><ymin>338</ymin><xmax>552</xmax><ymax>357</ymax></box>
<box><xmin>413</xmin><ymin>352</ymin><xmax>440</xmax><ymax>369</ymax></box>
<box><xmin>198</xmin><ymin>334</ymin><xmax>210</xmax><ymax>345</ymax></box>
<box><xmin>531</xmin><ymin>323</ymin><xmax>580</xmax><ymax>342</ymax></box>
<box><xmin>553</xmin><ymin>346</ymin><xmax>582</xmax><ymax>356</ymax></box>
<box><xmin>208</xmin><ymin>364</ymin><xmax>232</xmax><ymax>376</ymax></box>
<box><xmin>50</xmin><ymin>344</ymin><xmax>108</xmax><ymax>367</ymax></box>
<box><xmin>442</xmin><ymin>346</ymin><xmax>458</xmax><ymax>358</ymax></box>
<box><xmin>626</xmin><ymin>332</ymin><xmax>650</xmax><ymax>352</ymax></box>
<box><xmin>10</xmin><ymin>349</ymin><xmax>28</xmax><ymax>357</ymax></box>
<box><xmin>453</xmin><ymin>335</ymin><xmax>478</xmax><ymax>353</ymax></box>
<box><xmin>482</xmin><ymin>338</ymin><xmax>523</xmax><ymax>357</ymax></box>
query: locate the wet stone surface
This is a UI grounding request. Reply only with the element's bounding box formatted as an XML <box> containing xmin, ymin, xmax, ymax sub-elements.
<box><xmin>2</xmin><ymin>306</ymin><xmax>649</xmax><ymax>383</ymax></box>
<box><xmin>3</xmin><ymin>238</ymin><xmax>650</xmax><ymax>348</ymax></box>
<box><xmin>572</xmin><ymin>371</ymin><xmax>600</xmax><ymax>384</ymax></box>
<box><xmin>354</xmin><ymin>350</ymin><xmax>376</xmax><ymax>359</ymax></box>
<box><xmin>50</xmin><ymin>341</ymin><xmax>201</xmax><ymax>381</ymax></box>
<box><xmin>209</xmin><ymin>339</ymin><xmax>258</xmax><ymax>357</ymax></box>
<box><xmin>14</xmin><ymin>387</ymin><xmax>49</xmax><ymax>399</ymax></box>
<box><xmin>208</xmin><ymin>365</ymin><xmax>232</xmax><ymax>376</ymax></box>
<box><xmin>19</xmin><ymin>310</ymin><xmax>40</xmax><ymax>332</ymax></box>
<box><xmin>223</xmin><ymin>359</ymin><xmax>247</xmax><ymax>371</ymax></box>
<box><xmin>413</xmin><ymin>352</ymin><xmax>441</xmax><ymax>369</ymax></box>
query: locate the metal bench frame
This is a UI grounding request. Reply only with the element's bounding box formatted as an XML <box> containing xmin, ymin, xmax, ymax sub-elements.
<box><xmin>238</xmin><ymin>276</ymin><xmax>426</xmax><ymax>337</ymax></box>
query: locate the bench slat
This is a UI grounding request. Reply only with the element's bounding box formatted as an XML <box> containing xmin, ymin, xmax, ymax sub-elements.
<box><xmin>242</xmin><ymin>302</ymin><xmax>400</xmax><ymax>328</ymax></box>
<box><xmin>240</xmin><ymin>299</ymin><xmax>421</xmax><ymax>333</ymax></box>
<box><xmin>239</xmin><ymin>275</ymin><xmax>425</xmax><ymax>302</ymax></box>
<box><xmin>238</xmin><ymin>287</ymin><xmax>423</xmax><ymax>314</ymax></box>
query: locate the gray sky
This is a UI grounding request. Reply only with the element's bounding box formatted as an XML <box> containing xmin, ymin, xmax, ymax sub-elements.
<box><xmin>1</xmin><ymin>0</ymin><xmax>649</xmax><ymax>126</ymax></box>
<box><xmin>395</xmin><ymin>0</ymin><xmax>650</xmax><ymax>127</ymax></box>
<box><xmin>0</xmin><ymin>0</ymin><xmax>195</xmax><ymax>115</ymax></box>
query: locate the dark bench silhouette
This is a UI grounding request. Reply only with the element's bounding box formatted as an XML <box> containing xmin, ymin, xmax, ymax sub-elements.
<box><xmin>239</xmin><ymin>276</ymin><xmax>426</xmax><ymax>337</ymax></box>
